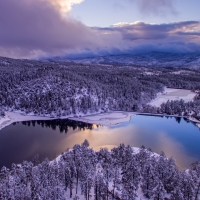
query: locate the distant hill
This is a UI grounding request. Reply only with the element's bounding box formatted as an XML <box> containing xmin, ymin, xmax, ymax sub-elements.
<box><xmin>67</xmin><ymin>52</ymin><xmax>200</xmax><ymax>69</ymax></box>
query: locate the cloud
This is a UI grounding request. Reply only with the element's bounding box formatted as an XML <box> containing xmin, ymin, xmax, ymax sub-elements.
<box><xmin>128</xmin><ymin>0</ymin><xmax>177</xmax><ymax>16</ymax></box>
<box><xmin>110</xmin><ymin>21</ymin><xmax>200</xmax><ymax>40</ymax></box>
<box><xmin>49</xmin><ymin>0</ymin><xmax>84</xmax><ymax>12</ymax></box>
<box><xmin>0</xmin><ymin>0</ymin><xmax>200</xmax><ymax>59</ymax></box>
<box><xmin>48</xmin><ymin>0</ymin><xmax>175</xmax><ymax>16</ymax></box>
<box><xmin>82</xmin><ymin>21</ymin><xmax>200</xmax><ymax>56</ymax></box>
<box><xmin>0</xmin><ymin>0</ymin><xmax>101</xmax><ymax>58</ymax></box>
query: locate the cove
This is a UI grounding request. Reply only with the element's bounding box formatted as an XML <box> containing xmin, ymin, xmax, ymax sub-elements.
<box><xmin>0</xmin><ymin>115</ymin><xmax>200</xmax><ymax>169</ymax></box>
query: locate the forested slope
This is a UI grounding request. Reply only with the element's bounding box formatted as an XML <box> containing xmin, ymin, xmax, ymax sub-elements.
<box><xmin>1</xmin><ymin>57</ymin><xmax>200</xmax><ymax>118</ymax></box>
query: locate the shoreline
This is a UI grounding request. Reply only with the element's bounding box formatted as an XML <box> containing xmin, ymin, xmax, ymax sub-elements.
<box><xmin>0</xmin><ymin>111</ymin><xmax>57</xmax><ymax>131</ymax></box>
<box><xmin>69</xmin><ymin>111</ymin><xmax>135</xmax><ymax>126</ymax></box>
<box><xmin>1</xmin><ymin>110</ymin><xmax>200</xmax><ymax>131</ymax></box>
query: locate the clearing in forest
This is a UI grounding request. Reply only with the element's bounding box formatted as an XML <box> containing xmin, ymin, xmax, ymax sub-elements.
<box><xmin>149</xmin><ymin>88</ymin><xmax>196</xmax><ymax>107</ymax></box>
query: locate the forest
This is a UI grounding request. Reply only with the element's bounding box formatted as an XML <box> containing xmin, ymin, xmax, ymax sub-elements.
<box><xmin>1</xmin><ymin>56</ymin><xmax>200</xmax><ymax>119</ymax></box>
<box><xmin>142</xmin><ymin>98</ymin><xmax>200</xmax><ymax>120</ymax></box>
<box><xmin>1</xmin><ymin>57</ymin><xmax>200</xmax><ymax>199</ymax></box>
<box><xmin>0</xmin><ymin>140</ymin><xmax>199</xmax><ymax>200</ymax></box>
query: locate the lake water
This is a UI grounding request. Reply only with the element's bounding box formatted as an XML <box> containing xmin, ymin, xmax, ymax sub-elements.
<box><xmin>0</xmin><ymin>115</ymin><xmax>200</xmax><ymax>169</ymax></box>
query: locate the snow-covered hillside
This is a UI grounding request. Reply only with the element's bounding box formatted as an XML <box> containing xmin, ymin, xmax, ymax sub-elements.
<box><xmin>1</xmin><ymin>55</ymin><xmax>200</xmax><ymax>121</ymax></box>
<box><xmin>70</xmin><ymin>52</ymin><xmax>200</xmax><ymax>69</ymax></box>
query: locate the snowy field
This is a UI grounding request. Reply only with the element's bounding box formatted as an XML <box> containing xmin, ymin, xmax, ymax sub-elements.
<box><xmin>149</xmin><ymin>88</ymin><xmax>196</xmax><ymax>107</ymax></box>
<box><xmin>70</xmin><ymin>111</ymin><xmax>135</xmax><ymax>126</ymax></box>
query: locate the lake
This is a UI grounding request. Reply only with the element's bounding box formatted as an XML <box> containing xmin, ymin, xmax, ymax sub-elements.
<box><xmin>0</xmin><ymin>115</ymin><xmax>200</xmax><ymax>169</ymax></box>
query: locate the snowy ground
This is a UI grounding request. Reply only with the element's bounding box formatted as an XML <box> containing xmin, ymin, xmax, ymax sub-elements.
<box><xmin>170</xmin><ymin>70</ymin><xmax>195</xmax><ymax>75</ymax></box>
<box><xmin>149</xmin><ymin>87</ymin><xmax>196</xmax><ymax>107</ymax></box>
<box><xmin>0</xmin><ymin>111</ymin><xmax>56</xmax><ymax>130</ymax></box>
<box><xmin>0</xmin><ymin>111</ymin><xmax>135</xmax><ymax>130</ymax></box>
<box><xmin>196</xmin><ymin>123</ymin><xmax>200</xmax><ymax>129</ymax></box>
<box><xmin>70</xmin><ymin>111</ymin><xmax>135</xmax><ymax>126</ymax></box>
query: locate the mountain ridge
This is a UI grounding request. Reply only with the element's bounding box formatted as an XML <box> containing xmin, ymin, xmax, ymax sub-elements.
<box><xmin>63</xmin><ymin>52</ymin><xmax>200</xmax><ymax>69</ymax></box>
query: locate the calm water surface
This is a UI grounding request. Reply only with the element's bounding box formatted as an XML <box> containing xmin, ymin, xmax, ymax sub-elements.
<box><xmin>0</xmin><ymin>115</ymin><xmax>200</xmax><ymax>169</ymax></box>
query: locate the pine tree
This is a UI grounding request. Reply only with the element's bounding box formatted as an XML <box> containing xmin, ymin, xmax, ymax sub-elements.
<box><xmin>189</xmin><ymin>162</ymin><xmax>200</xmax><ymax>200</ymax></box>
<box><xmin>121</xmin><ymin>147</ymin><xmax>140</xmax><ymax>200</ymax></box>
<box><xmin>97</xmin><ymin>148</ymin><xmax>112</xmax><ymax>200</ymax></box>
<box><xmin>151</xmin><ymin>179</ymin><xmax>166</xmax><ymax>200</ymax></box>
<box><xmin>141</xmin><ymin>159</ymin><xmax>157</xmax><ymax>198</ymax></box>
<box><xmin>171</xmin><ymin>186</ymin><xmax>184</xmax><ymax>200</ymax></box>
<box><xmin>179</xmin><ymin>171</ymin><xmax>195</xmax><ymax>200</ymax></box>
<box><xmin>94</xmin><ymin>163</ymin><xmax>108</xmax><ymax>200</ymax></box>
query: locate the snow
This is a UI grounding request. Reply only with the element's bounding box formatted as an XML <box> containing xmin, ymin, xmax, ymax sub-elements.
<box><xmin>70</xmin><ymin>111</ymin><xmax>135</xmax><ymax>126</ymax></box>
<box><xmin>149</xmin><ymin>87</ymin><xmax>196</xmax><ymax>107</ymax></box>
<box><xmin>196</xmin><ymin>123</ymin><xmax>200</xmax><ymax>129</ymax></box>
<box><xmin>170</xmin><ymin>70</ymin><xmax>194</xmax><ymax>75</ymax></box>
<box><xmin>188</xmin><ymin>116</ymin><xmax>200</xmax><ymax>123</ymax></box>
<box><xmin>0</xmin><ymin>111</ymin><xmax>56</xmax><ymax>130</ymax></box>
<box><xmin>0</xmin><ymin>107</ymin><xmax>107</xmax><ymax>130</ymax></box>
<box><xmin>0</xmin><ymin>111</ymin><xmax>135</xmax><ymax>131</ymax></box>
<box><xmin>50</xmin><ymin>146</ymin><xmax>159</xmax><ymax>200</ymax></box>
<box><xmin>143</xmin><ymin>71</ymin><xmax>155</xmax><ymax>75</ymax></box>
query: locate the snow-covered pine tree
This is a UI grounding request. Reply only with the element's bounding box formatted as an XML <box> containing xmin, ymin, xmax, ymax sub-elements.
<box><xmin>141</xmin><ymin>158</ymin><xmax>157</xmax><ymax>198</ymax></box>
<box><xmin>121</xmin><ymin>146</ymin><xmax>140</xmax><ymax>200</ymax></box>
<box><xmin>151</xmin><ymin>178</ymin><xmax>166</xmax><ymax>200</ymax></box>
<box><xmin>189</xmin><ymin>161</ymin><xmax>200</xmax><ymax>200</ymax></box>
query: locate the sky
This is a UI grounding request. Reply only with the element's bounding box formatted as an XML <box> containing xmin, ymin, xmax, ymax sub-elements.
<box><xmin>70</xmin><ymin>0</ymin><xmax>200</xmax><ymax>27</ymax></box>
<box><xmin>0</xmin><ymin>0</ymin><xmax>200</xmax><ymax>59</ymax></box>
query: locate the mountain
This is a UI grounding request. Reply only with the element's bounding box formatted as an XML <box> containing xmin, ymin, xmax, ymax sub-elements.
<box><xmin>69</xmin><ymin>52</ymin><xmax>200</xmax><ymax>69</ymax></box>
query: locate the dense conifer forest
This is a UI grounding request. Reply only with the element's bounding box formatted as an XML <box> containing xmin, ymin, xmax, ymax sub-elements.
<box><xmin>0</xmin><ymin>140</ymin><xmax>199</xmax><ymax>200</ymax></box>
<box><xmin>1</xmin><ymin>57</ymin><xmax>200</xmax><ymax>199</ymax></box>
<box><xmin>1</xmin><ymin>56</ymin><xmax>200</xmax><ymax>118</ymax></box>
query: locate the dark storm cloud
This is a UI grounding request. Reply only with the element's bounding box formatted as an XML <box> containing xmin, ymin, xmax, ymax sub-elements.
<box><xmin>99</xmin><ymin>21</ymin><xmax>200</xmax><ymax>41</ymax></box>
<box><xmin>121</xmin><ymin>21</ymin><xmax>200</xmax><ymax>41</ymax></box>
<box><xmin>89</xmin><ymin>21</ymin><xmax>200</xmax><ymax>56</ymax></box>
<box><xmin>0</xmin><ymin>0</ymin><xmax>200</xmax><ymax>59</ymax></box>
<box><xmin>0</xmin><ymin>0</ymin><xmax>100</xmax><ymax>58</ymax></box>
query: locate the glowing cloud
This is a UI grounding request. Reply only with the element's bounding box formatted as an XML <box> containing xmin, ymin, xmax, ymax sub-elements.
<box><xmin>49</xmin><ymin>0</ymin><xmax>84</xmax><ymax>12</ymax></box>
<box><xmin>0</xmin><ymin>0</ymin><xmax>200</xmax><ymax>59</ymax></box>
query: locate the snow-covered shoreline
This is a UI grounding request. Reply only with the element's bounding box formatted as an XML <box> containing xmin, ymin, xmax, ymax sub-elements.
<box><xmin>69</xmin><ymin>111</ymin><xmax>135</xmax><ymax>126</ymax></box>
<box><xmin>70</xmin><ymin>111</ymin><xmax>200</xmax><ymax>129</ymax></box>
<box><xmin>0</xmin><ymin>111</ymin><xmax>135</xmax><ymax>131</ymax></box>
<box><xmin>1</xmin><ymin>110</ymin><xmax>200</xmax><ymax>131</ymax></box>
<box><xmin>0</xmin><ymin>111</ymin><xmax>57</xmax><ymax>130</ymax></box>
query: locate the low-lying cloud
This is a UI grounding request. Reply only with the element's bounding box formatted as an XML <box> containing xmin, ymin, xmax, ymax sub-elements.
<box><xmin>0</xmin><ymin>0</ymin><xmax>200</xmax><ymax>59</ymax></box>
<box><xmin>94</xmin><ymin>21</ymin><xmax>200</xmax><ymax>54</ymax></box>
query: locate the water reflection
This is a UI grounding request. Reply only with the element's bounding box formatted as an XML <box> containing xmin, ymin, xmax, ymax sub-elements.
<box><xmin>0</xmin><ymin>116</ymin><xmax>200</xmax><ymax>169</ymax></box>
<box><xmin>0</xmin><ymin>119</ymin><xmax>94</xmax><ymax>169</ymax></box>
<box><xmin>20</xmin><ymin>119</ymin><xmax>95</xmax><ymax>132</ymax></box>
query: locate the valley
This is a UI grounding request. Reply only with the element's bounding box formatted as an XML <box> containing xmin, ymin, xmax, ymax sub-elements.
<box><xmin>1</xmin><ymin>54</ymin><xmax>200</xmax><ymax>199</ymax></box>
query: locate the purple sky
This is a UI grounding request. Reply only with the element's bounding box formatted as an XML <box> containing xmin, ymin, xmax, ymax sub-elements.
<box><xmin>0</xmin><ymin>0</ymin><xmax>200</xmax><ymax>59</ymax></box>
